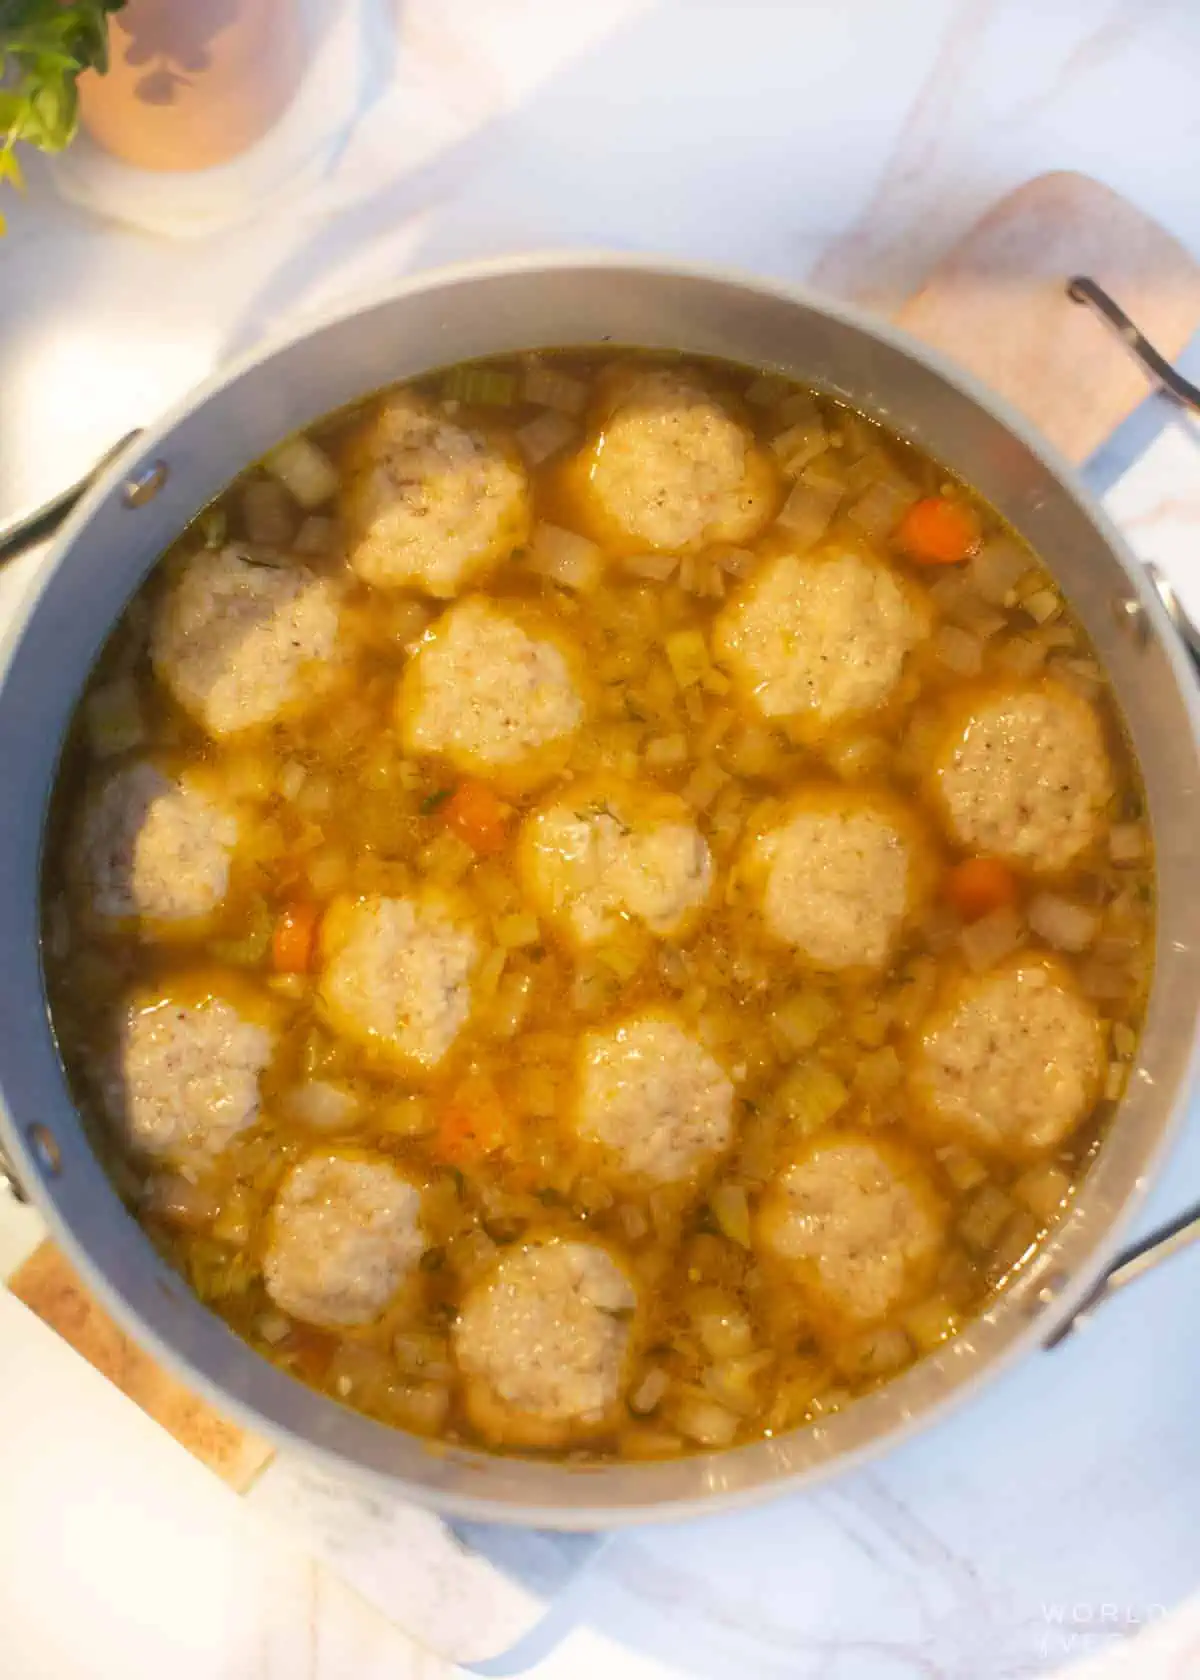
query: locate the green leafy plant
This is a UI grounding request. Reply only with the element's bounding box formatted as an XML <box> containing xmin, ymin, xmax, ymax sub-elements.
<box><xmin>0</xmin><ymin>0</ymin><xmax>126</xmax><ymax>228</ymax></box>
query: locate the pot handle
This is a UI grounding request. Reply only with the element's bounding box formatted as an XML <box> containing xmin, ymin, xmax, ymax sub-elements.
<box><xmin>0</xmin><ymin>430</ymin><xmax>143</xmax><ymax>567</ymax></box>
<box><xmin>1047</xmin><ymin>1200</ymin><xmax>1200</xmax><ymax>1346</ymax></box>
<box><xmin>0</xmin><ymin>1137</ymin><xmax>27</xmax><ymax>1203</ymax></box>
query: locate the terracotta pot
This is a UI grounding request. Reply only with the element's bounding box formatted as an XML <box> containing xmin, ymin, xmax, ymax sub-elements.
<box><xmin>77</xmin><ymin>0</ymin><xmax>304</xmax><ymax>172</ymax></box>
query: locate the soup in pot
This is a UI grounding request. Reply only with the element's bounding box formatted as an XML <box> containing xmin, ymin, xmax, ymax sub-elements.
<box><xmin>43</xmin><ymin>352</ymin><xmax>1154</xmax><ymax>1459</ymax></box>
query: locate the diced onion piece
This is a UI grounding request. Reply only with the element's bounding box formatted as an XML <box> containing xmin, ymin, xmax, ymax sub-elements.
<box><xmin>629</xmin><ymin>1367</ymin><xmax>670</xmax><ymax>1415</ymax></box>
<box><xmin>417</xmin><ymin>832</ymin><xmax>475</xmax><ymax>885</ymax></box>
<box><xmin>199</xmin><ymin>505</ymin><xmax>227</xmax><ymax>548</ymax></box>
<box><xmin>769</xmin><ymin>990</ymin><xmax>837</xmax><ymax>1055</ymax></box>
<box><xmin>527</xmin><ymin>521</ymin><xmax>603</xmax><ymax>591</ymax></box>
<box><xmin>689</xmin><ymin>1289</ymin><xmax>753</xmax><ymax>1360</ymax></box>
<box><xmin>241</xmin><ymin>479</ymin><xmax>298</xmax><ymax>547</ymax></box>
<box><xmin>212</xmin><ymin>1186</ymin><xmax>254</xmax><ymax>1248</ymax></box>
<box><xmin>278</xmin><ymin>759</ymin><xmax>307</xmax><ymax>802</ymax></box>
<box><xmin>515</xmin><ymin>409</ymin><xmax>577</xmax><ymax>466</ymax></box>
<box><xmin>675</xmin><ymin>1395</ymin><xmax>740</xmax><ymax>1448</ymax></box>
<box><xmin>665</xmin><ymin>628</ymin><xmax>710</xmax><ymax>688</ymax></box>
<box><xmin>386</xmin><ymin>597</ymin><xmax>434</xmax><ymax>648</ymax></box>
<box><xmin>490</xmin><ymin>969</ymin><xmax>535</xmax><ymax>1038</ymax></box>
<box><xmin>1052</xmin><ymin>656</ymin><xmax>1103</xmax><ymax>698</ymax></box>
<box><xmin>771</xmin><ymin>419</ymin><xmax>827</xmax><ymax>476</ymax></box>
<box><xmin>378</xmin><ymin>1095</ymin><xmax>432</xmax><ymax>1137</ymax></box>
<box><xmin>1105</xmin><ymin>1061</ymin><xmax>1128</xmax><ymax>1102</ymax></box>
<box><xmin>1027</xmin><ymin>892</ymin><xmax>1099</xmax><ymax>952</ymax></box>
<box><xmin>264</xmin><ymin>435</ymin><xmax>340</xmax><ymax>509</ymax></box>
<box><xmin>142</xmin><ymin>1172</ymin><xmax>219</xmax><ymax>1229</ymax></box>
<box><xmin>710</xmin><ymin>1184</ymin><xmax>751</xmax><ymax>1248</ymax></box>
<box><xmin>681</xmin><ymin>760</ymin><xmax>728</xmax><ymax>811</ymax></box>
<box><xmin>293</xmin><ymin>515</ymin><xmax>338</xmax><ymax>556</ymax></box>
<box><xmin>989</xmin><ymin>1209</ymin><xmax>1041</xmax><ymax>1278</ymax></box>
<box><xmin>305</xmin><ymin>848</ymin><xmax>350</xmax><ymax>898</ymax></box>
<box><xmin>703</xmin><ymin>1350</ymin><xmax>775</xmax><ymax>1414</ymax></box>
<box><xmin>828</xmin><ymin>733</ymin><xmax>889</xmax><ymax>783</ymax></box>
<box><xmin>1021</xmin><ymin>586</ymin><xmax>1062</xmax><ymax>626</ymax></box>
<box><xmin>1111</xmin><ymin>1021</ymin><xmax>1137</xmax><ymax>1060</ymax></box>
<box><xmin>85</xmin><ymin>676</ymin><xmax>145</xmax><ymax>757</ymax></box>
<box><xmin>937</xmin><ymin>1144</ymin><xmax>988</xmax><ymax>1192</ymax></box>
<box><xmin>969</xmin><ymin>539</ymin><xmax>1030</xmax><ymax>604</ymax></box>
<box><xmin>744</xmin><ymin>373</ymin><xmax>793</xmax><ymax>408</ymax></box>
<box><xmin>773</xmin><ymin>1062</ymin><xmax>847</xmax><ymax>1133</ymax></box>
<box><xmin>776</xmin><ymin>389</ymin><xmax>822</xmax><ymax>428</ymax></box>
<box><xmin>493</xmin><ymin>911</ymin><xmax>540</xmax><ymax>949</ymax></box>
<box><xmin>846</xmin><ymin>478</ymin><xmax>916</xmax><ymax>537</ymax></box>
<box><xmin>618</xmin><ymin>1425</ymin><xmax>686</xmax><ymax>1458</ymax></box>
<box><xmin>716</xmin><ymin>547</ymin><xmax>756</xmax><ymax>577</ymax></box>
<box><xmin>959</xmin><ymin>904</ymin><xmax>1023</xmax><ymax>972</ymax></box>
<box><xmin>475</xmin><ymin>945</ymin><xmax>508</xmax><ymax>999</ymax></box>
<box><xmin>903</xmin><ymin>1296</ymin><xmax>961</xmax><ymax>1354</ymax></box>
<box><xmin>958</xmin><ymin>1184</ymin><xmax>1015</xmax><ymax>1253</ymax></box>
<box><xmin>596</xmin><ymin>942</ymin><xmax>642</xmax><ymax>982</ymax></box>
<box><xmin>521</xmin><ymin>363</ymin><xmax>587</xmax><ymax>414</ymax></box>
<box><xmin>393</xmin><ymin>1329</ymin><xmax>453</xmax><ymax>1381</ymax></box>
<box><xmin>854</xmin><ymin>1045</ymin><xmax>903</xmax><ymax>1102</ymax></box>
<box><xmin>623</xmin><ymin>551</ymin><xmax>679</xmax><ymax>581</ymax></box>
<box><xmin>617</xmin><ymin>1201</ymin><xmax>649</xmax><ymax>1242</ymax></box>
<box><xmin>701</xmin><ymin>663</ymin><xmax>730</xmax><ymax>693</ymax></box>
<box><xmin>442</xmin><ymin>366</ymin><xmax>516</xmax><ymax>406</ymax></box>
<box><xmin>209</xmin><ymin>894</ymin><xmax>274</xmax><ymax>966</ymax></box>
<box><xmin>1014</xmin><ymin>1163</ymin><xmax>1073</xmax><ymax>1224</ymax></box>
<box><xmin>932</xmin><ymin>623</ymin><xmax>984</xmax><ymax>677</ymax></box>
<box><xmin>287</xmin><ymin>1079</ymin><xmax>359</xmax><ymax>1131</ymax></box>
<box><xmin>775</xmin><ymin>476</ymin><xmax>841</xmax><ymax>548</ymax></box>
<box><xmin>994</xmin><ymin>634</ymin><xmax>1046</xmax><ymax>677</ymax></box>
<box><xmin>394</xmin><ymin>1382</ymin><xmax>451</xmax><ymax>1437</ymax></box>
<box><xmin>836</xmin><ymin>1325</ymin><xmax>912</xmax><ymax>1378</ymax></box>
<box><xmin>1108</xmin><ymin>823</ymin><xmax>1147</xmax><ymax>865</ymax></box>
<box><xmin>256</xmin><ymin>1310</ymin><xmax>292</xmax><ymax>1345</ymax></box>
<box><xmin>644</xmin><ymin>733</ymin><xmax>689</xmax><ymax>769</ymax></box>
<box><xmin>576</xmin><ymin>1175</ymin><xmax>614</xmax><ymax>1214</ymax></box>
<box><xmin>1078</xmin><ymin>958</ymin><xmax>1135</xmax><ymax>1001</ymax></box>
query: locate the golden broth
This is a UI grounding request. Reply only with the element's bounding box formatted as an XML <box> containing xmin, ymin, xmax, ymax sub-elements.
<box><xmin>43</xmin><ymin>351</ymin><xmax>1154</xmax><ymax>1459</ymax></box>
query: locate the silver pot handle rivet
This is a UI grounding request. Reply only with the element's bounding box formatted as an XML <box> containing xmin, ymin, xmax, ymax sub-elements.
<box><xmin>121</xmin><ymin>461</ymin><xmax>169</xmax><ymax>509</ymax></box>
<box><xmin>1111</xmin><ymin>595</ymin><xmax>1149</xmax><ymax>644</ymax></box>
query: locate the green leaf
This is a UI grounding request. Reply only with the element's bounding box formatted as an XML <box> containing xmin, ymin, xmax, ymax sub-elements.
<box><xmin>0</xmin><ymin>0</ymin><xmax>127</xmax><ymax>217</ymax></box>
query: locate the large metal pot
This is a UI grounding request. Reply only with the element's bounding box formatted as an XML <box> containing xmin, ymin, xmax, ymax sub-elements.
<box><xmin>1</xmin><ymin>256</ymin><xmax>1198</xmax><ymax>1528</ymax></box>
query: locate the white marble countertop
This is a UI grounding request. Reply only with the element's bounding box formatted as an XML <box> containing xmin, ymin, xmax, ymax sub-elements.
<box><xmin>3</xmin><ymin>2</ymin><xmax>1200</xmax><ymax>1676</ymax></box>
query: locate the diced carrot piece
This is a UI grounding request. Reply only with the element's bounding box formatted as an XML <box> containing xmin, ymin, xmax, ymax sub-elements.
<box><xmin>896</xmin><ymin>497</ymin><xmax>982</xmax><ymax>565</ymax></box>
<box><xmin>944</xmin><ymin>857</ymin><xmax>1019</xmax><ymax>921</ymax></box>
<box><xmin>442</xmin><ymin>779</ymin><xmax>511</xmax><ymax>855</ymax></box>
<box><xmin>271</xmin><ymin>901</ymin><xmax>321</xmax><ymax>972</ymax></box>
<box><xmin>434</xmin><ymin>1083</ymin><xmax>509</xmax><ymax>1166</ymax></box>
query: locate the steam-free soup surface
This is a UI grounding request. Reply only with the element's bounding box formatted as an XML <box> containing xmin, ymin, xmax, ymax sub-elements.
<box><xmin>44</xmin><ymin>351</ymin><xmax>1153</xmax><ymax>1459</ymax></box>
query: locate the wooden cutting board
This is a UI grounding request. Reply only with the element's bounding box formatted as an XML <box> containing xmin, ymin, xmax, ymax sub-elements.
<box><xmin>9</xmin><ymin>169</ymin><xmax>1200</xmax><ymax>1491</ymax></box>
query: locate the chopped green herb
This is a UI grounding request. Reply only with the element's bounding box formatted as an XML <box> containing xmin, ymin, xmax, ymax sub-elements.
<box><xmin>419</xmin><ymin>1247</ymin><xmax>446</xmax><ymax>1273</ymax></box>
<box><xmin>0</xmin><ymin>1</ymin><xmax>127</xmax><ymax>233</ymax></box>
<box><xmin>420</xmin><ymin>788</ymin><xmax>453</xmax><ymax>815</ymax></box>
<box><xmin>535</xmin><ymin>1186</ymin><xmax>565</xmax><ymax>1206</ymax></box>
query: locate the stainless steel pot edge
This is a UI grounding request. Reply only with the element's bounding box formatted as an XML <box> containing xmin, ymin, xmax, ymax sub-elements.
<box><xmin>1</xmin><ymin>252</ymin><xmax>1198</xmax><ymax>1529</ymax></box>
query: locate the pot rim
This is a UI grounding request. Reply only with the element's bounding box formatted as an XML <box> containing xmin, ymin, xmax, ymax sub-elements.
<box><xmin>3</xmin><ymin>250</ymin><xmax>1199</xmax><ymax>1529</ymax></box>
